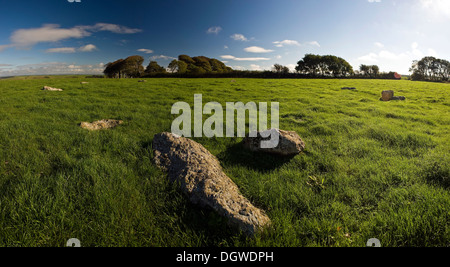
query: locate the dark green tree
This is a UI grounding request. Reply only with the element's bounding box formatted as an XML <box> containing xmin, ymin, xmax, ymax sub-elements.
<box><xmin>145</xmin><ymin>61</ymin><xmax>166</xmax><ymax>74</ymax></box>
<box><xmin>209</xmin><ymin>58</ymin><xmax>229</xmax><ymax>73</ymax></box>
<box><xmin>410</xmin><ymin>56</ymin><xmax>449</xmax><ymax>82</ymax></box>
<box><xmin>168</xmin><ymin>60</ymin><xmax>179</xmax><ymax>73</ymax></box>
<box><xmin>296</xmin><ymin>54</ymin><xmax>321</xmax><ymax>76</ymax></box>
<box><xmin>359</xmin><ymin>64</ymin><xmax>370</xmax><ymax>76</ymax></box>
<box><xmin>272</xmin><ymin>64</ymin><xmax>290</xmax><ymax>74</ymax></box>
<box><xmin>193</xmin><ymin>56</ymin><xmax>212</xmax><ymax>72</ymax></box>
<box><xmin>103</xmin><ymin>59</ymin><xmax>125</xmax><ymax>78</ymax></box>
<box><xmin>372</xmin><ymin>65</ymin><xmax>380</xmax><ymax>77</ymax></box>
<box><xmin>122</xmin><ymin>55</ymin><xmax>145</xmax><ymax>78</ymax></box>
<box><xmin>178</xmin><ymin>55</ymin><xmax>195</xmax><ymax>65</ymax></box>
<box><xmin>177</xmin><ymin>60</ymin><xmax>188</xmax><ymax>74</ymax></box>
<box><xmin>296</xmin><ymin>54</ymin><xmax>353</xmax><ymax>77</ymax></box>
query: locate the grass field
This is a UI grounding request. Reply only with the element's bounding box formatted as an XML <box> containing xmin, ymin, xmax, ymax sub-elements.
<box><xmin>0</xmin><ymin>76</ymin><xmax>448</xmax><ymax>247</ymax></box>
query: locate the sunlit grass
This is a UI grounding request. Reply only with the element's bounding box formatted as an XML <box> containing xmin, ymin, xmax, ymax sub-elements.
<box><xmin>0</xmin><ymin>76</ymin><xmax>448</xmax><ymax>247</ymax></box>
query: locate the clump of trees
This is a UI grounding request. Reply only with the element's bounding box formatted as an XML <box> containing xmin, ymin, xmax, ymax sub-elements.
<box><xmin>359</xmin><ymin>64</ymin><xmax>380</xmax><ymax>77</ymax></box>
<box><xmin>356</xmin><ymin>64</ymin><xmax>401</xmax><ymax>79</ymax></box>
<box><xmin>170</xmin><ymin>55</ymin><xmax>233</xmax><ymax>74</ymax></box>
<box><xmin>272</xmin><ymin>64</ymin><xmax>290</xmax><ymax>74</ymax></box>
<box><xmin>410</xmin><ymin>56</ymin><xmax>449</xmax><ymax>82</ymax></box>
<box><xmin>141</xmin><ymin>55</ymin><xmax>233</xmax><ymax>77</ymax></box>
<box><xmin>145</xmin><ymin>61</ymin><xmax>166</xmax><ymax>74</ymax></box>
<box><xmin>103</xmin><ymin>55</ymin><xmax>145</xmax><ymax>78</ymax></box>
<box><xmin>295</xmin><ymin>54</ymin><xmax>354</xmax><ymax>77</ymax></box>
<box><xmin>104</xmin><ymin>54</ymin><xmax>233</xmax><ymax>78</ymax></box>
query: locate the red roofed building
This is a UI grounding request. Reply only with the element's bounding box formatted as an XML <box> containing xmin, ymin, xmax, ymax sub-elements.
<box><xmin>393</xmin><ymin>72</ymin><xmax>402</xmax><ymax>80</ymax></box>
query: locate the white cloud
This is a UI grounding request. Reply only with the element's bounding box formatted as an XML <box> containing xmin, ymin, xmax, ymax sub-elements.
<box><xmin>0</xmin><ymin>44</ymin><xmax>13</xmax><ymax>52</ymax></box>
<box><xmin>379</xmin><ymin>50</ymin><xmax>402</xmax><ymax>60</ymax></box>
<box><xmin>273</xmin><ymin>40</ymin><xmax>319</xmax><ymax>48</ymax></box>
<box><xmin>368</xmin><ymin>0</ymin><xmax>381</xmax><ymax>3</ymax></box>
<box><xmin>305</xmin><ymin>41</ymin><xmax>321</xmax><ymax>47</ymax></box>
<box><xmin>235</xmin><ymin>57</ymin><xmax>271</xmax><ymax>61</ymax></box>
<box><xmin>220</xmin><ymin>55</ymin><xmax>236</xmax><ymax>60</ymax></box>
<box><xmin>231</xmin><ymin>65</ymin><xmax>246</xmax><ymax>70</ymax></box>
<box><xmin>207</xmin><ymin>26</ymin><xmax>222</xmax><ymax>35</ymax></box>
<box><xmin>230</xmin><ymin>34</ymin><xmax>248</xmax><ymax>41</ymax></box>
<box><xmin>3</xmin><ymin>23</ymin><xmax>141</xmax><ymax>50</ymax></box>
<box><xmin>427</xmin><ymin>48</ymin><xmax>438</xmax><ymax>57</ymax></box>
<box><xmin>420</xmin><ymin>0</ymin><xmax>450</xmax><ymax>17</ymax></box>
<box><xmin>356</xmin><ymin>42</ymin><xmax>439</xmax><ymax>73</ymax></box>
<box><xmin>250</xmin><ymin>64</ymin><xmax>262</xmax><ymax>71</ymax></box>
<box><xmin>224</xmin><ymin>45</ymin><xmax>229</xmax><ymax>49</ymax></box>
<box><xmin>220</xmin><ymin>55</ymin><xmax>270</xmax><ymax>61</ymax></box>
<box><xmin>273</xmin><ymin>40</ymin><xmax>300</xmax><ymax>47</ymax></box>
<box><xmin>45</xmin><ymin>47</ymin><xmax>77</xmax><ymax>53</ymax></box>
<box><xmin>0</xmin><ymin>62</ymin><xmax>105</xmax><ymax>76</ymax></box>
<box><xmin>84</xmin><ymin>23</ymin><xmax>142</xmax><ymax>34</ymax></box>
<box><xmin>244</xmin><ymin>46</ymin><xmax>274</xmax><ymax>53</ymax></box>
<box><xmin>357</xmin><ymin>52</ymin><xmax>379</xmax><ymax>63</ymax></box>
<box><xmin>411</xmin><ymin>42</ymin><xmax>423</xmax><ymax>57</ymax></box>
<box><xmin>358</xmin><ymin>50</ymin><xmax>410</xmax><ymax>63</ymax></box>
<box><xmin>11</xmin><ymin>24</ymin><xmax>89</xmax><ymax>48</ymax></box>
<box><xmin>150</xmin><ymin>55</ymin><xmax>176</xmax><ymax>61</ymax></box>
<box><xmin>137</xmin><ymin>48</ymin><xmax>154</xmax><ymax>54</ymax></box>
<box><xmin>409</xmin><ymin>43</ymin><xmax>436</xmax><ymax>59</ymax></box>
<box><xmin>286</xmin><ymin>64</ymin><xmax>297</xmax><ymax>72</ymax></box>
<box><xmin>78</xmin><ymin>44</ymin><xmax>97</xmax><ymax>52</ymax></box>
<box><xmin>45</xmin><ymin>44</ymin><xmax>98</xmax><ymax>53</ymax></box>
<box><xmin>374</xmin><ymin>42</ymin><xmax>385</xmax><ymax>48</ymax></box>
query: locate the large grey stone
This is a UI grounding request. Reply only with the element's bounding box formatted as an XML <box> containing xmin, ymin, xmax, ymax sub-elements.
<box><xmin>153</xmin><ymin>132</ymin><xmax>271</xmax><ymax>236</ymax></box>
<box><xmin>381</xmin><ymin>91</ymin><xmax>406</xmax><ymax>101</ymax></box>
<box><xmin>381</xmin><ymin>90</ymin><xmax>394</xmax><ymax>101</ymax></box>
<box><xmin>242</xmin><ymin>129</ymin><xmax>306</xmax><ymax>156</ymax></box>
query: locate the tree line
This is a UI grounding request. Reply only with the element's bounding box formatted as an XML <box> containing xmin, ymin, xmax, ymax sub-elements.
<box><xmin>410</xmin><ymin>56</ymin><xmax>449</xmax><ymax>82</ymax></box>
<box><xmin>168</xmin><ymin>55</ymin><xmax>233</xmax><ymax>74</ymax></box>
<box><xmin>295</xmin><ymin>54</ymin><xmax>354</xmax><ymax>77</ymax></box>
<box><xmin>103</xmin><ymin>54</ymin><xmax>233</xmax><ymax>78</ymax></box>
<box><xmin>103</xmin><ymin>53</ymin><xmax>407</xmax><ymax>80</ymax></box>
<box><xmin>358</xmin><ymin>65</ymin><xmax>379</xmax><ymax>77</ymax></box>
<box><xmin>355</xmin><ymin>64</ymin><xmax>402</xmax><ymax>79</ymax></box>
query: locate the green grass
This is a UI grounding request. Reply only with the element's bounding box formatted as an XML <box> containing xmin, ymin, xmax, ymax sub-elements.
<box><xmin>0</xmin><ymin>76</ymin><xmax>449</xmax><ymax>247</ymax></box>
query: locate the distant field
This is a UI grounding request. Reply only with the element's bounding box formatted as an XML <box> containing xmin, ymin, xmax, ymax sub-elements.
<box><xmin>0</xmin><ymin>77</ymin><xmax>448</xmax><ymax>247</ymax></box>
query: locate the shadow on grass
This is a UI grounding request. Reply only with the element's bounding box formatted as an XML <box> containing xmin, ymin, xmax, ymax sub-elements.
<box><xmin>142</xmin><ymin>138</ymin><xmax>297</xmax><ymax>173</ymax></box>
<box><xmin>178</xmin><ymin>200</ymin><xmax>246</xmax><ymax>244</ymax></box>
<box><xmin>218</xmin><ymin>142</ymin><xmax>296</xmax><ymax>173</ymax></box>
<box><xmin>156</xmin><ymin>179</ymin><xmax>247</xmax><ymax>246</ymax></box>
<box><xmin>421</xmin><ymin>161</ymin><xmax>449</xmax><ymax>190</ymax></box>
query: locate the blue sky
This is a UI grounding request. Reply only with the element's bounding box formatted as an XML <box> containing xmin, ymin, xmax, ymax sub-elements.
<box><xmin>0</xmin><ymin>0</ymin><xmax>449</xmax><ymax>76</ymax></box>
